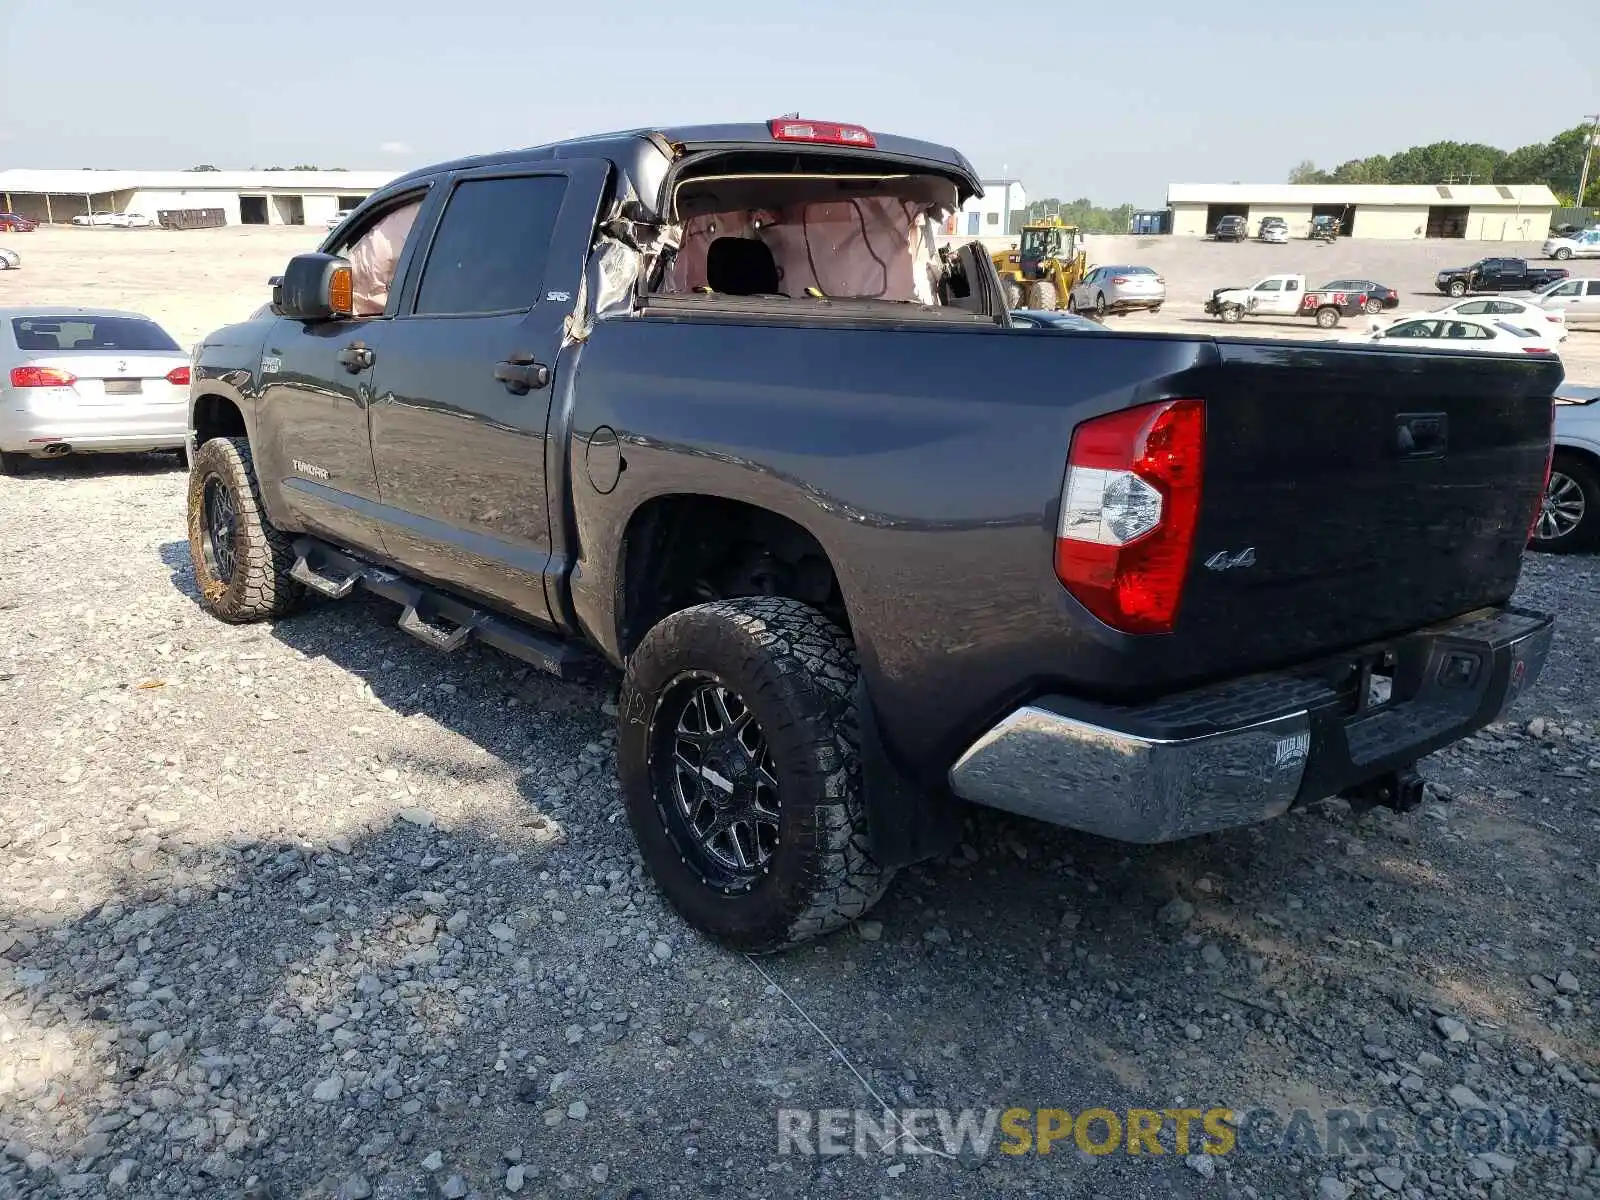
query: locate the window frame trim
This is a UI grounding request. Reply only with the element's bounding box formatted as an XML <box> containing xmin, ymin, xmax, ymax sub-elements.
<box><xmin>319</xmin><ymin>181</ymin><xmax>440</xmax><ymax>322</ymax></box>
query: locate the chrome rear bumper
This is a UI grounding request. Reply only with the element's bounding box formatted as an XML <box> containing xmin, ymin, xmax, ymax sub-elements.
<box><xmin>948</xmin><ymin>607</ymin><xmax>1553</xmax><ymax>843</ymax></box>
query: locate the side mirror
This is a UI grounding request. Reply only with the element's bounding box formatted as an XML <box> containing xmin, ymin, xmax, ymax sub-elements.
<box><xmin>275</xmin><ymin>252</ymin><xmax>355</xmax><ymax>321</ymax></box>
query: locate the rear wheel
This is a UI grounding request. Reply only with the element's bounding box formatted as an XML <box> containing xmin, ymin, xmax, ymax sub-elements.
<box><xmin>617</xmin><ymin>597</ymin><xmax>892</xmax><ymax>952</ymax></box>
<box><xmin>1001</xmin><ymin>280</ymin><xmax>1023</xmax><ymax>310</ymax></box>
<box><xmin>1064</xmin><ymin>293</ymin><xmax>1079</xmax><ymax>314</ymax></box>
<box><xmin>1534</xmin><ymin>453</ymin><xmax>1600</xmax><ymax>553</ymax></box>
<box><xmin>1314</xmin><ymin>306</ymin><xmax>1341</xmax><ymax>329</ymax></box>
<box><xmin>1027</xmin><ymin>281</ymin><xmax>1058</xmax><ymax>311</ymax></box>
<box><xmin>1364</xmin><ymin>297</ymin><xmax>1384</xmax><ymax>315</ymax></box>
<box><xmin>1553</xmin><ymin>247</ymin><xmax>1573</xmax><ymax>261</ymax></box>
<box><xmin>186</xmin><ymin>436</ymin><xmax>303</xmax><ymax>622</ymax></box>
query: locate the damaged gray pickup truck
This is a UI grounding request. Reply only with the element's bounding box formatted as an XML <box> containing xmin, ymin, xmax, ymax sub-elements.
<box><xmin>186</xmin><ymin>118</ymin><xmax>1559</xmax><ymax>952</ymax></box>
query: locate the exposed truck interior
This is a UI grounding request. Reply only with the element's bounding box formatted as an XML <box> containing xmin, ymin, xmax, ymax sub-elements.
<box><xmin>645</xmin><ymin>151</ymin><xmax>996</xmax><ymax>317</ymax></box>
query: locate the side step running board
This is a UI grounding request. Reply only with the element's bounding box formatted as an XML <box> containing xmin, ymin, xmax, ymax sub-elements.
<box><xmin>289</xmin><ymin>536</ymin><xmax>592</xmax><ymax>680</ymax></box>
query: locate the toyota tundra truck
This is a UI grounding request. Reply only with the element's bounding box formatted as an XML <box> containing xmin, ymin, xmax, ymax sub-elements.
<box><xmin>184</xmin><ymin>119</ymin><xmax>1560</xmax><ymax>952</ymax></box>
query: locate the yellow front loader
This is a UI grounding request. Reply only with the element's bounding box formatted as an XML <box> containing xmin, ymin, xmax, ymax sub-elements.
<box><xmin>991</xmin><ymin>217</ymin><xmax>1088</xmax><ymax>311</ymax></box>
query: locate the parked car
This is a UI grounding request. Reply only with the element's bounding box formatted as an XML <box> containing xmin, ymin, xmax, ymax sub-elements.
<box><xmin>1543</xmin><ymin>229</ymin><xmax>1600</xmax><ymax>260</ymax></box>
<box><xmin>0</xmin><ymin>248</ymin><xmax>18</xmax><ymax>271</ymax></box>
<box><xmin>326</xmin><ymin>209</ymin><xmax>354</xmax><ymax>229</ymax></box>
<box><xmin>122</xmin><ymin>212</ymin><xmax>156</xmax><ymax>229</ymax></box>
<box><xmin>1534</xmin><ymin>276</ymin><xmax>1600</xmax><ymax>328</ymax></box>
<box><xmin>1204</xmin><ymin>274</ymin><xmax>1370</xmax><ymax>327</ymax></box>
<box><xmin>1321</xmin><ymin>278</ymin><xmax>1399</xmax><ymax>314</ymax></box>
<box><xmin>1067</xmin><ymin>264</ymin><xmax>1165</xmax><ymax>317</ymax></box>
<box><xmin>1435</xmin><ymin>257</ymin><xmax>1568</xmax><ymax>298</ymax></box>
<box><xmin>1007</xmin><ymin>309</ymin><xmax>1108</xmax><ymax>332</ymax></box>
<box><xmin>1538</xmin><ymin>384</ymin><xmax>1600</xmax><ymax>552</ymax></box>
<box><xmin>183</xmin><ymin>117</ymin><xmax>1556</xmax><ymax>951</ymax></box>
<box><xmin>1257</xmin><ymin>216</ymin><xmax>1288</xmax><ymax>243</ymax></box>
<box><xmin>1213</xmin><ymin>215</ymin><xmax>1248</xmax><ymax>242</ymax></box>
<box><xmin>1433</xmin><ymin>296</ymin><xmax>1567</xmax><ymax>341</ymax></box>
<box><xmin>0</xmin><ymin>213</ymin><xmax>37</xmax><ymax>233</ymax></box>
<box><xmin>71</xmin><ymin>211</ymin><xmax>126</xmax><ymax>228</ymax></box>
<box><xmin>0</xmin><ymin>307</ymin><xmax>191</xmax><ymax>473</ymax></box>
<box><xmin>1346</xmin><ymin>312</ymin><xmax>1558</xmax><ymax>355</ymax></box>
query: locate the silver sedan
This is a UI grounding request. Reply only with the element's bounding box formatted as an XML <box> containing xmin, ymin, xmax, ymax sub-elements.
<box><xmin>1068</xmin><ymin>264</ymin><xmax>1166</xmax><ymax>318</ymax></box>
<box><xmin>1</xmin><ymin>307</ymin><xmax>191</xmax><ymax>473</ymax></box>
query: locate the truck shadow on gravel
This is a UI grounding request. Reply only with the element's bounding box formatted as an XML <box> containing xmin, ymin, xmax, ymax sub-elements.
<box><xmin>2</xmin><ymin>452</ymin><xmax>186</xmax><ymax>482</ymax></box>
<box><xmin>128</xmin><ymin>542</ymin><xmax>1600</xmax><ymax>1199</ymax></box>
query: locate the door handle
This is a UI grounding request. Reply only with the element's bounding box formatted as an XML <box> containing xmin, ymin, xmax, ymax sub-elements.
<box><xmin>494</xmin><ymin>353</ymin><xmax>550</xmax><ymax>395</ymax></box>
<box><xmin>338</xmin><ymin>343</ymin><xmax>376</xmax><ymax>374</ymax></box>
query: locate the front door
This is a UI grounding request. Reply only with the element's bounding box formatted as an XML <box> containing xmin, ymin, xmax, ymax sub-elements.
<box><xmin>367</xmin><ymin>161</ymin><xmax>609</xmax><ymax>629</ymax></box>
<box><xmin>260</xmin><ymin>185</ymin><xmax>436</xmax><ymax>550</ymax></box>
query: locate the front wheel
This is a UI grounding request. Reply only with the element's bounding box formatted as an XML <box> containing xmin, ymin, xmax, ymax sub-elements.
<box><xmin>1448</xmin><ymin>280</ymin><xmax>1468</xmax><ymax>298</ymax></box>
<box><xmin>1533</xmin><ymin>453</ymin><xmax>1600</xmax><ymax>553</ymax></box>
<box><xmin>617</xmin><ymin>597</ymin><xmax>892</xmax><ymax>952</ymax></box>
<box><xmin>186</xmin><ymin>436</ymin><xmax>303</xmax><ymax>622</ymax></box>
<box><xmin>1001</xmin><ymin>280</ymin><xmax>1024</xmax><ymax>310</ymax></box>
<box><xmin>1314</xmin><ymin>306</ymin><xmax>1341</xmax><ymax>329</ymax></box>
<box><xmin>1553</xmin><ymin>248</ymin><xmax>1573</xmax><ymax>261</ymax></box>
<box><xmin>1026</xmin><ymin>281</ymin><xmax>1058</xmax><ymax>311</ymax></box>
<box><xmin>1095</xmin><ymin>293</ymin><xmax>1108</xmax><ymax>318</ymax></box>
<box><xmin>1219</xmin><ymin>304</ymin><xmax>1244</xmax><ymax>323</ymax></box>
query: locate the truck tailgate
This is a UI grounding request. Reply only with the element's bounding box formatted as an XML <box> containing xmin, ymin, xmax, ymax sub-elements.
<box><xmin>1176</xmin><ymin>341</ymin><xmax>1557</xmax><ymax>668</ymax></box>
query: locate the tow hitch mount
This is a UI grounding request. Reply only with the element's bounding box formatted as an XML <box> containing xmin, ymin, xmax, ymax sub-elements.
<box><xmin>1341</xmin><ymin>766</ymin><xmax>1426</xmax><ymax>815</ymax></box>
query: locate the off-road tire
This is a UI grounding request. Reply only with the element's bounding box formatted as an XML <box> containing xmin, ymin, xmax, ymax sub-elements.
<box><xmin>1027</xmin><ymin>281</ymin><xmax>1058</xmax><ymax>311</ymax></box>
<box><xmin>617</xmin><ymin>597</ymin><xmax>892</xmax><ymax>953</ymax></box>
<box><xmin>0</xmin><ymin>451</ymin><xmax>25</xmax><ymax>475</ymax></box>
<box><xmin>1002</xmin><ymin>280</ymin><xmax>1024</xmax><ymax>310</ymax></box>
<box><xmin>1448</xmin><ymin>279</ymin><xmax>1468</xmax><ymax>298</ymax></box>
<box><xmin>1553</xmin><ymin>247</ymin><xmax>1572</xmax><ymax>261</ymax></box>
<box><xmin>186</xmin><ymin>436</ymin><xmax>302</xmax><ymax>623</ymax></box>
<box><xmin>1534</xmin><ymin>452</ymin><xmax>1600</xmax><ymax>554</ymax></box>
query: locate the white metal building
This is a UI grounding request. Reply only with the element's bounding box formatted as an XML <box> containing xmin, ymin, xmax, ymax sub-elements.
<box><xmin>1166</xmin><ymin>183</ymin><xmax>1560</xmax><ymax>241</ymax></box>
<box><xmin>943</xmin><ymin>178</ymin><xmax>1028</xmax><ymax>238</ymax></box>
<box><xmin>0</xmin><ymin>169</ymin><xmax>399</xmax><ymax>228</ymax></box>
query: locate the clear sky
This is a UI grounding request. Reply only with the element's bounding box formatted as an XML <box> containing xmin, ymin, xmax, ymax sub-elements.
<box><xmin>2</xmin><ymin>0</ymin><xmax>1593</xmax><ymax>206</ymax></box>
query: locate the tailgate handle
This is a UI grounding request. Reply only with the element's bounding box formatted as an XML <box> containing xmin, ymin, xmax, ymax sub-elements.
<box><xmin>1394</xmin><ymin>412</ymin><xmax>1447</xmax><ymax>460</ymax></box>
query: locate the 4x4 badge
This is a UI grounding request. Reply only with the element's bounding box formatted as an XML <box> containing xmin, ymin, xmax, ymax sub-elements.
<box><xmin>1204</xmin><ymin>547</ymin><xmax>1256</xmax><ymax>571</ymax></box>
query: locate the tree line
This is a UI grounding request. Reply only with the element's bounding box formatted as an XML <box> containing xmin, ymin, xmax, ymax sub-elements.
<box><xmin>1019</xmin><ymin>197</ymin><xmax>1136</xmax><ymax>233</ymax></box>
<box><xmin>1287</xmin><ymin>123</ymin><xmax>1598</xmax><ymax>204</ymax></box>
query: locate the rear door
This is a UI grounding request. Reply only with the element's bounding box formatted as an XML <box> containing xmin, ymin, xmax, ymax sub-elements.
<box><xmin>366</xmin><ymin>160</ymin><xmax>610</xmax><ymax>627</ymax></box>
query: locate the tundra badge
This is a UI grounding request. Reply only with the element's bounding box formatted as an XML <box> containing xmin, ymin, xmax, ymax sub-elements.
<box><xmin>1204</xmin><ymin>547</ymin><xmax>1256</xmax><ymax>571</ymax></box>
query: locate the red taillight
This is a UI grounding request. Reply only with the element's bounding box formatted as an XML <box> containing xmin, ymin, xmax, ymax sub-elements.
<box><xmin>9</xmin><ymin>366</ymin><xmax>76</xmax><ymax>388</ymax></box>
<box><xmin>1522</xmin><ymin>347</ymin><xmax>1553</xmax><ymax>354</ymax></box>
<box><xmin>768</xmin><ymin>119</ymin><xmax>876</xmax><ymax>148</ymax></box>
<box><xmin>166</xmin><ymin>366</ymin><xmax>191</xmax><ymax>386</ymax></box>
<box><xmin>1055</xmin><ymin>399</ymin><xmax>1206</xmax><ymax>635</ymax></box>
<box><xmin>1110</xmin><ymin>276</ymin><xmax>1129</xmax><ymax>285</ymax></box>
<box><xmin>1529</xmin><ymin>405</ymin><xmax>1554</xmax><ymax>543</ymax></box>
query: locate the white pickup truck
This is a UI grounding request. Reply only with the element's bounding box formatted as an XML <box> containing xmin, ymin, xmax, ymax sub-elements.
<box><xmin>1203</xmin><ymin>273</ymin><xmax>1371</xmax><ymax>328</ymax></box>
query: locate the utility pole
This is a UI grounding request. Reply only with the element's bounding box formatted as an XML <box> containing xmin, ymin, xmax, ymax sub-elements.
<box><xmin>1578</xmin><ymin>114</ymin><xmax>1600</xmax><ymax>209</ymax></box>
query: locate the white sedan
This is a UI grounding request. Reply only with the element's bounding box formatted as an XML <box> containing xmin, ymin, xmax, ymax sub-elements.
<box><xmin>1432</xmin><ymin>295</ymin><xmax>1566</xmax><ymax>341</ymax></box>
<box><xmin>1346</xmin><ymin>312</ymin><xmax>1558</xmax><ymax>355</ymax></box>
<box><xmin>71</xmin><ymin>211</ymin><xmax>126</xmax><ymax>227</ymax></box>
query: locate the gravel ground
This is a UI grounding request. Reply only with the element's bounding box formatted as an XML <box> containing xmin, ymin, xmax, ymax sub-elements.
<box><xmin>2</xmin><ymin>458</ymin><xmax>1598</xmax><ymax>1200</ymax></box>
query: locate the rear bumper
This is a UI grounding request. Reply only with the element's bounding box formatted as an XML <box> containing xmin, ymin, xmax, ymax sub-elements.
<box><xmin>947</xmin><ymin>606</ymin><xmax>1553</xmax><ymax>843</ymax></box>
<box><xmin>0</xmin><ymin>406</ymin><xmax>187</xmax><ymax>454</ymax></box>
